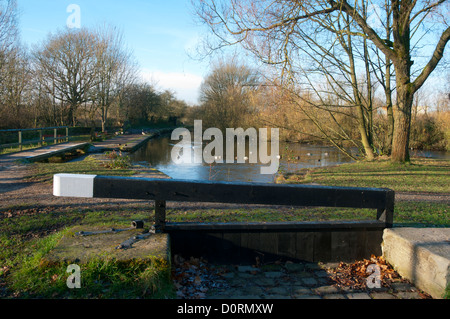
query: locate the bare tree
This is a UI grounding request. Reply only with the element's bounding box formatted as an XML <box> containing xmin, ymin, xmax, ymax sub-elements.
<box><xmin>0</xmin><ymin>0</ymin><xmax>18</xmax><ymax>60</ymax></box>
<box><xmin>91</xmin><ymin>25</ymin><xmax>138</xmax><ymax>132</ymax></box>
<box><xmin>33</xmin><ymin>28</ymin><xmax>100</xmax><ymax>126</ymax></box>
<box><xmin>199</xmin><ymin>58</ymin><xmax>260</xmax><ymax>131</ymax></box>
<box><xmin>194</xmin><ymin>0</ymin><xmax>450</xmax><ymax>163</ymax></box>
<box><xmin>120</xmin><ymin>82</ymin><xmax>162</xmax><ymax>126</ymax></box>
<box><xmin>0</xmin><ymin>0</ymin><xmax>24</xmax><ymax>128</ymax></box>
<box><xmin>0</xmin><ymin>45</ymin><xmax>31</xmax><ymax>127</ymax></box>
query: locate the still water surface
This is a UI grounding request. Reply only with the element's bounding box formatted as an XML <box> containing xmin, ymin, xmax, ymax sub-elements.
<box><xmin>129</xmin><ymin>135</ymin><xmax>449</xmax><ymax>183</ymax></box>
<box><xmin>131</xmin><ymin>136</ymin><xmax>354</xmax><ymax>183</ymax></box>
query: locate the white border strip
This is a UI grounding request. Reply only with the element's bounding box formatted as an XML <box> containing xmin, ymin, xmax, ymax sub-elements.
<box><xmin>53</xmin><ymin>174</ymin><xmax>96</xmax><ymax>198</ymax></box>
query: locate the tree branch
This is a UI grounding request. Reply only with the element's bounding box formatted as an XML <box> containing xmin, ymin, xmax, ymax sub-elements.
<box><xmin>336</xmin><ymin>0</ymin><xmax>397</xmax><ymax>62</ymax></box>
<box><xmin>412</xmin><ymin>26</ymin><xmax>450</xmax><ymax>91</ymax></box>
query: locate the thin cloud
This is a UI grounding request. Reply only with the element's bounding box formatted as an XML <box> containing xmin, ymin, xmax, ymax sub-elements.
<box><xmin>140</xmin><ymin>69</ymin><xmax>203</xmax><ymax>105</ymax></box>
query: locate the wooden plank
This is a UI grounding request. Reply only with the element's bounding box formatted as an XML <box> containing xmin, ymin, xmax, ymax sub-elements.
<box><xmin>93</xmin><ymin>175</ymin><xmax>390</xmax><ymax>209</ymax></box>
<box><xmin>278</xmin><ymin>232</ymin><xmax>296</xmax><ymax>258</ymax></box>
<box><xmin>260</xmin><ymin>232</ymin><xmax>278</xmax><ymax>257</ymax></box>
<box><xmin>240</xmin><ymin>232</ymin><xmax>260</xmax><ymax>250</ymax></box>
<box><xmin>167</xmin><ymin>228</ymin><xmax>385</xmax><ymax>263</ymax></box>
<box><xmin>296</xmin><ymin>232</ymin><xmax>314</xmax><ymax>261</ymax></box>
<box><xmin>331</xmin><ymin>231</ymin><xmax>359</xmax><ymax>261</ymax></box>
<box><xmin>161</xmin><ymin>220</ymin><xmax>387</xmax><ymax>231</ymax></box>
<box><xmin>222</xmin><ymin>232</ymin><xmax>241</xmax><ymax>254</ymax></box>
<box><xmin>0</xmin><ymin>126</ymin><xmax>68</xmax><ymax>133</ymax></box>
<box><xmin>314</xmin><ymin>232</ymin><xmax>331</xmax><ymax>262</ymax></box>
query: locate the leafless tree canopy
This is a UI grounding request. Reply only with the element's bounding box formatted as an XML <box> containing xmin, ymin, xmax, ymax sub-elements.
<box><xmin>194</xmin><ymin>0</ymin><xmax>450</xmax><ymax>162</ymax></box>
<box><xmin>199</xmin><ymin>58</ymin><xmax>261</xmax><ymax>130</ymax></box>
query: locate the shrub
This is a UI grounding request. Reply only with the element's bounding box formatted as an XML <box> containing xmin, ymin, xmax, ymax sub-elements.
<box><xmin>103</xmin><ymin>151</ymin><xmax>131</xmax><ymax>169</ymax></box>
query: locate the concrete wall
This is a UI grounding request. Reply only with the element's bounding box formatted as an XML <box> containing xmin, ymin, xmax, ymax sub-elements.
<box><xmin>382</xmin><ymin>228</ymin><xmax>450</xmax><ymax>299</ymax></box>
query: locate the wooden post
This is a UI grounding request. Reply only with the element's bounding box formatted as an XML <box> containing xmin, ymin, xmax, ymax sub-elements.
<box><xmin>154</xmin><ymin>200</ymin><xmax>166</xmax><ymax>232</ymax></box>
<box><xmin>39</xmin><ymin>129</ymin><xmax>43</xmax><ymax>146</ymax></box>
<box><xmin>377</xmin><ymin>190</ymin><xmax>395</xmax><ymax>228</ymax></box>
<box><xmin>66</xmin><ymin>127</ymin><xmax>69</xmax><ymax>142</ymax></box>
<box><xmin>18</xmin><ymin>130</ymin><xmax>22</xmax><ymax>151</ymax></box>
<box><xmin>54</xmin><ymin>128</ymin><xmax>57</xmax><ymax>144</ymax></box>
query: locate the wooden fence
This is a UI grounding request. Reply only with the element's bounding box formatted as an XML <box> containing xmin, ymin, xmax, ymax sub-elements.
<box><xmin>0</xmin><ymin>126</ymin><xmax>69</xmax><ymax>152</ymax></box>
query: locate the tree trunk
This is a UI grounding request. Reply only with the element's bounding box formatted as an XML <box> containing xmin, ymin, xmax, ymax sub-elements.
<box><xmin>385</xmin><ymin>98</ymin><xmax>394</xmax><ymax>155</ymax></box>
<box><xmin>102</xmin><ymin>106</ymin><xmax>107</xmax><ymax>133</ymax></box>
<box><xmin>384</xmin><ymin>59</ymin><xmax>394</xmax><ymax>155</ymax></box>
<box><xmin>357</xmin><ymin>105</ymin><xmax>375</xmax><ymax>160</ymax></box>
<box><xmin>391</xmin><ymin>79</ymin><xmax>414</xmax><ymax>163</ymax></box>
<box><xmin>390</xmin><ymin>2</ymin><xmax>413</xmax><ymax>163</ymax></box>
<box><xmin>345</xmin><ymin>28</ymin><xmax>375</xmax><ymax>160</ymax></box>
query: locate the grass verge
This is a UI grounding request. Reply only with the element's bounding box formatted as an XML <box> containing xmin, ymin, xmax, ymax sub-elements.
<box><xmin>277</xmin><ymin>157</ymin><xmax>450</xmax><ymax>193</ymax></box>
<box><xmin>165</xmin><ymin>201</ymin><xmax>449</xmax><ymax>227</ymax></box>
<box><xmin>25</xmin><ymin>155</ymin><xmax>136</xmax><ymax>184</ymax></box>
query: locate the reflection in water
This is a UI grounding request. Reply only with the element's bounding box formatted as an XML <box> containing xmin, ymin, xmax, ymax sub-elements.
<box><xmin>130</xmin><ymin>135</ymin><xmax>450</xmax><ymax>183</ymax></box>
<box><xmin>130</xmin><ymin>135</ymin><xmax>357</xmax><ymax>183</ymax></box>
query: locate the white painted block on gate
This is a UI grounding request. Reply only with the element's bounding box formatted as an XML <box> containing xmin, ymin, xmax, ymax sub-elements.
<box><xmin>53</xmin><ymin>173</ymin><xmax>96</xmax><ymax>198</ymax></box>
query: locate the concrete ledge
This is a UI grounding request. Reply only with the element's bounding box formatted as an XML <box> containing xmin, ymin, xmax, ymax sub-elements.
<box><xmin>44</xmin><ymin>225</ymin><xmax>171</xmax><ymax>265</ymax></box>
<box><xmin>382</xmin><ymin>227</ymin><xmax>450</xmax><ymax>299</ymax></box>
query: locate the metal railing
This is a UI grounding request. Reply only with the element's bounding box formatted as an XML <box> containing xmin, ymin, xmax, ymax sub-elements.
<box><xmin>0</xmin><ymin>126</ymin><xmax>69</xmax><ymax>152</ymax></box>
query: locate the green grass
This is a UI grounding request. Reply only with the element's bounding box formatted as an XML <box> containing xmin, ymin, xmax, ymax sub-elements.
<box><xmin>0</xmin><ymin>207</ymin><xmax>174</xmax><ymax>299</ymax></box>
<box><xmin>165</xmin><ymin>201</ymin><xmax>449</xmax><ymax>227</ymax></box>
<box><xmin>26</xmin><ymin>155</ymin><xmax>136</xmax><ymax>183</ymax></box>
<box><xmin>279</xmin><ymin>158</ymin><xmax>450</xmax><ymax>193</ymax></box>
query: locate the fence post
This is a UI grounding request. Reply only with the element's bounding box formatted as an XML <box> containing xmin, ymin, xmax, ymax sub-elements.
<box><xmin>54</xmin><ymin>128</ymin><xmax>57</xmax><ymax>144</ymax></box>
<box><xmin>18</xmin><ymin>130</ymin><xmax>22</xmax><ymax>151</ymax></box>
<box><xmin>66</xmin><ymin>127</ymin><xmax>69</xmax><ymax>142</ymax></box>
<box><xmin>154</xmin><ymin>200</ymin><xmax>166</xmax><ymax>232</ymax></box>
<box><xmin>39</xmin><ymin>129</ymin><xmax>43</xmax><ymax>146</ymax></box>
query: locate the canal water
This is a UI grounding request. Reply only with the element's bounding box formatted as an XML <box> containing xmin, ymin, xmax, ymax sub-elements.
<box><xmin>127</xmin><ymin>134</ymin><xmax>441</xmax><ymax>183</ymax></box>
<box><xmin>129</xmin><ymin>135</ymin><xmax>450</xmax><ymax>183</ymax></box>
<box><xmin>130</xmin><ymin>135</ymin><xmax>358</xmax><ymax>183</ymax></box>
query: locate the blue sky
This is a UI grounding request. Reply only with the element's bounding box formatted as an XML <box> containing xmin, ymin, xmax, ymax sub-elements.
<box><xmin>17</xmin><ymin>0</ymin><xmax>209</xmax><ymax>104</ymax></box>
<box><xmin>15</xmin><ymin>1</ymin><xmax>448</xmax><ymax>107</ymax></box>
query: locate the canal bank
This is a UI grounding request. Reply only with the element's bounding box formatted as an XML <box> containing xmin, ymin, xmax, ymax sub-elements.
<box><xmin>87</xmin><ymin>127</ymin><xmax>177</xmax><ymax>154</ymax></box>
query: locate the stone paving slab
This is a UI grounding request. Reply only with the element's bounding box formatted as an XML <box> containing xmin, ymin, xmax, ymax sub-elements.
<box><xmin>205</xmin><ymin>261</ymin><xmax>432</xmax><ymax>299</ymax></box>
